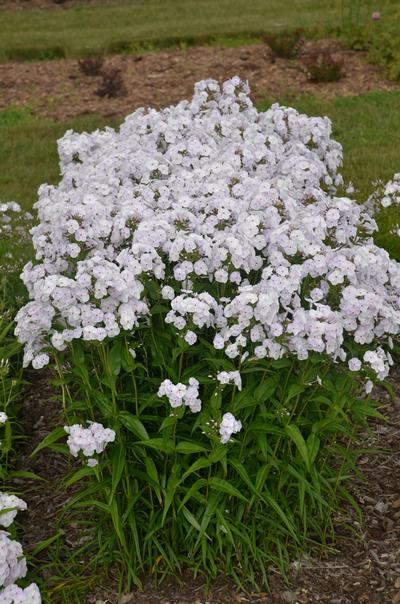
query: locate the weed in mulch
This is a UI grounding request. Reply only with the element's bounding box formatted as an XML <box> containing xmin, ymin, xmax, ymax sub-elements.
<box><xmin>263</xmin><ymin>28</ymin><xmax>304</xmax><ymax>60</ymax></box>
<box><xmin>78</xmin><ymin>57</ymin><xmax>104</xmax><ymax>76</ymax></box>
<box><xmin>302</xmin><ymin>51</ymin><xmax>345</xmax><ymax>83</ymax></box>
<box><xmin>96</xmin><ymin>67</ymin><xmax>126</xmax><ymax>98</ymax></box>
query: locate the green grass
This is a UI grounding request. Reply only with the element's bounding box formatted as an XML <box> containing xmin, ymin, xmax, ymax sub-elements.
<box><xmin>0</xmin><ymin>0</ymin><xmax>344</xmax><ymax>61</ymax></box>
<box><xmin>0</xmin><ymin>90</ymin><xmax>399</xmax><ymax>257</ymax></box>
<box><xmin>0</xmin><ymin>107</ymin><xmax>120</xmax><ymax>207</ymax></box>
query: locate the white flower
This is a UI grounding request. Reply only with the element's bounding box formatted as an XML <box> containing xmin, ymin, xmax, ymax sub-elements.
<box><xmin>0</xmin><ymin>495</ymin><xmax>27</xmax><ymax>528</ymax></box>
<box><xmin>0</xmin><ymin>531</ymin><xmax>27</xmax><ymax>588</ymax></box>
<box><xmin>219</xmin><ymin>412</ymin><xmax>242</xmax><ymax>444</ymax></box>
<box><xmin>0</xmin><ymin>583</ymin><xmax>41</xmax><ymax>604</ymax></box>
<box><xmin>365</xmin><ymin>380</ymin><xmax>374</xmax><ymax>394</ymax></box>
<box><xmin>348</xmin><ymin>357</ymin><xmax>362</xmax><ymax>372</ymax></box>
<box><xmin>0</xmin><ymin>413</ymin><xmax>7</xmax><ymax>425</ymax></box>
<box><xmin>184</xmin><ymin>330</ymin><xmax>197</xmax><ymax>345</ymax></box>
<box><xmin>64</xmin><ymin>422</ymin><xmax>116</xmax><ymax>459</ymax></box>
<box><xmin>216</xmin><ymin>371</ymin><xmax>242</xmax><ymax>391</ymax></box>
<box><xmin>158</xmin><ymin>377</ymin><xmax>202</xmax><ymax>413</ymax></box>
<box><xmin>13</xmin><ymin>76</ymin><xmax>399</xmax><ymax>389</ymax></box>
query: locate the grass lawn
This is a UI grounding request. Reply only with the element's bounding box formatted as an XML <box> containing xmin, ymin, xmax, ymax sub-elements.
<box><xmin>1</xmin><ymin>89</ymin><xmax>399</xmax><ymax>258</ymax></box>
<box><xmin>0</xmin><ymin>0</ymin><xmax>387</xmax><ymax>61</ymax></box>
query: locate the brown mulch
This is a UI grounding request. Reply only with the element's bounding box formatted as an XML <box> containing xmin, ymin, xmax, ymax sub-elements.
<box><xmin>0</xmin><ymin>40</ymin><xmax>399</xmax><ymax>122</ymax></box>
<box><xmin>12</xmin><ymin>367</ymin><xmax>400</xmax><ymax>604</ymax></box>
<box><xmin>0</xmin><ymin>0</ymin><xmax>113</xmax><ymax>10</ymax></box>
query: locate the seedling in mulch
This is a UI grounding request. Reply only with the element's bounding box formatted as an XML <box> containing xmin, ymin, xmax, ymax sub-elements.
<box><xmin>263</xmin><ymin>29</ymin><xmax>304</xmax><ymax>60</ymax></box>
<box><xmin>96</xmin><ymin>68</ymin><xmax>127</xmax><ymax>98</ymax></box>
<box><xmin>302</xmin><ymin>51</ymin><xmax>345</xmax><ymax>82</ymax></box>
<box><xmin>78</xmin><ymin>57</ymin><xmax>105</xmax><ymax>77</ymax></box>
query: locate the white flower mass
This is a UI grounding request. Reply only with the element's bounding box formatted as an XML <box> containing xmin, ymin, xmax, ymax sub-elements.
<box><xmin>14</xmin><ymin>77</ymin><xmax>399</xmax><ymax>382</ymax></box>
<box><xmin>219</xmin><ymin>412</ymin><xmax>242</xmax><ymax>444</ymax></box>
<box><xmin>0</xmin><ymin>531</ymin><xmax>27</xmax><ymax>588</ymax></box>
<box><xmin>64</xmin><ymin>422</ymin><xmax>116</xmax><ymax>459</ymax></box>
<box><xmin>158</xmin><ymin>378</ymin><xmax>202</xmax><ymax>412</ymax></box>
<box><xmin>0</xmin><ymin>494</ymin><xmax>27</xmax><ymax>528</ymax></box>
<box><xmin>0</xmin><ymin>582</ymin><xmax>41</xmax><ymax>604</ymax></box>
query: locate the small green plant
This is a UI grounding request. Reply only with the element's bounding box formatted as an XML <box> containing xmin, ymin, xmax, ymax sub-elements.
<box><xmin>302</xmin><ymin>51</ymin><xmax>344</xmax><ymax>82</ymax></box>
<box><xmin>263</xmin><ymin>29</ymin><xmax>304</xmax><ymax>59</ymax></box>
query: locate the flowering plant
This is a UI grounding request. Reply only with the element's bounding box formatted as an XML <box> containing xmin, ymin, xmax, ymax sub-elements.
<box><xmin>23</xmin><ymin>78</ymin><xmax>399</xmax><ymax>591</ymax></box>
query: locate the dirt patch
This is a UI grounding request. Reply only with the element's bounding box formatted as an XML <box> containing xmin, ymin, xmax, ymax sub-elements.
<box><xmin>0</xmin><ymin>40</ymin><xmax>399</xmax><ymax>122</ymax></box>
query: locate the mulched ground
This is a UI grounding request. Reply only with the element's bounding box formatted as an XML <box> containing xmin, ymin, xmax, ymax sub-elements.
<box><xmin>1</xmin><ymin>40</ymin><xmax>399</xmax><ymax>122</ymax></box>
<box><xmin>14</xmin><ymin>368</ymin><xmax>400</xmax><ymax>604</ymax></box>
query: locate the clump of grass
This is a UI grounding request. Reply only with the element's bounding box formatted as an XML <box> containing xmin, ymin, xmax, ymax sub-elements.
<box><xmin>4</xmin><ymin>46</ymin><xmax>66</xmax><ymax>62</ymax></box>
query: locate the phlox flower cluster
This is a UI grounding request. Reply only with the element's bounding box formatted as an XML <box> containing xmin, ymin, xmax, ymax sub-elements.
<box><xmin>0</xmin><ymin>424</ymin><xmax>41</xmax><ymax>602</ymax></box>
<box><xmin>158</xmin><ymin>378</ymin><xmax>201</xmax><ymax>412</ymax></box>
<box><xmin>14</xmin><ymin>77</ymin><xmax>399</xmax><ymax>383</ymax></box>
<box><xmin>216</xmin><ymin>371</ymin><xmax>242</xmax><ymax>391</ymax></box>
<box><xmin>64</xmin><ymin>422</ymin><xmax>116</xmax><ymax>466</ymax></box>
<box><xmin>379</xmin><ymin>173</ymin><xmax>400</xmax><ymax>208</ymax></box>
<box><xmin>219</xmin><ymin>412</ymin><xmax>242</xmax><ymax>444</ymax></box>
<box><xmin>0</xmin><ymin>583</ymin><xmax>41</xmax><ymax>604</ymax></box>
<box><xmin>0</xmin><ymin>532</ymin><xmax>27</xmax><ymax>588</ymax></box>
<box><xmin>0</xmin><ymin>494</ymin><xmax>27</xmax><ymax>528</ymax></box>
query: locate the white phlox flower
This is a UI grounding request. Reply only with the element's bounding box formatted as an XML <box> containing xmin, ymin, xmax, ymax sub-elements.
<box><xmin>158</xmin><ymin>378</ymin><xmax>202</xmax><ymax>413</ymax></box>
<box><xmin>0</xmin><ymin>531</ymin><xmax>27</xmax><ymax>588</ymax></box>
<box><xmin>0</xmin><ymin>582</ymin><xmax>41</xmax><ymax>604</ymax></box>
<box><xmin>219</xmin><ymin>412</ymin><xmax>242</xmax><ymax>444</ymax></box>
<box><xmin>0</xmin><ymin>495</ymin><xmax>27</xmax><ymax>528</ymax></box>
<box><xmin>64</xmin><ymin>422</ymin><xmax>116</xmax><ymax>459</ymax></box>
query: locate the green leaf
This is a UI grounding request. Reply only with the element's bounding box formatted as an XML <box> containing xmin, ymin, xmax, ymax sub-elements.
<box><xmin>182</xmin><ymin>505</ymin><xmax>202</xmax><ymax>533</ymax></box>
<box><xmin>285</xmin><ymin>383</ymin><xmax>305</xmax><ymax>402</ymax></box>
<box><xmin>178</xmin><ymin>478</ymin><xmax>208</xmax><ymax>510</ymax></box>
<box><xmin>306</xmin><ymin>433</ymin><xmax>320</xmax><ymax>466</ymax></box>
<box><xmin>208</xmin><ymin>477</ymin><xmax>248</xmax><ymax>502</ymax></box>
<box><xmin>30</xmin><ymin>531</ymin><xmax>63</xmax><ymax>556</ymax></box>
<box><xmin>31</xmin><ymin>426</ymin><xmax>65</xmax><ymax>457</ymax></box>
<box><xmin>110</xmin><ymin>498</ymin><xmax>126</xmax><ymax>547</ymax></box>
<box><xmin>162</xmin><ymin>465</ymin><xmax>182</xmax><ymax>525</ymax></box>
<box><xmin>109</xmin><ymin>443</ymin><xmax>125</xmax><ymax>503</ymax></box>
<box><xmin>64</xmin><ymin>466</ymin><xmax>96</xmax><ymax>488</ymax></box>
<box><xmin>144</xmin><ymin>457</ymin><xmax>162</xmax><ymax>504</ymax></box>
<box><xmin>136</xmin><ymin>438</ymin><xmax>175</xmax><ymax>455</ymax></box>
<box><xmin>181</xmin><ymin>456</ymin><xmax>213</xmax><ymax>481</ymax></box>
<box><xmin>93</xmin><ymin>391</ymin><xmax>113</xmax><ymax>418</ymax></box>
<box><xmin>119</xmin><ymin>411</ymin><xmax>149</xmax><ymax>440</ymax></box>
<box><xmin>285</xmin><ymin>424</ymin><xmax>310</xmax><ymax>472</ymax></box>
<box><xmin>8</xmin><ymin>470</ymin><xmax>44</xmax><ymax>481</ymax></box>
<box><xmin>175</xmin><ymin>441</ymin><xmax>208</xmax><ymax>455</ymax></box>
<box><xmin>109</xmin><ymin>341</ymin><xmax>123</xmax><ymax>376</ymax></box>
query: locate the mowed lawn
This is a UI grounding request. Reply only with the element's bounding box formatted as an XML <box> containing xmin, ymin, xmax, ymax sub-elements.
<box><xmin>0</xmin><ymin>0</ymin><xmax>394</xmax><ymax>61</ymax></box>
<box><xmin>1</xmin><ymin>89</ymin><xmax>399</xmax><ymax>258</ymax></box>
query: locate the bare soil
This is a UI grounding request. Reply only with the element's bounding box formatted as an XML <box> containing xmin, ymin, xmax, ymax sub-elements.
<box><xmin>14</xmin><ymin>368</ymin><xmax>400</xmax><ymax>604</ymax></box>
<box><xmin>1</xmin><ymin>40</ymin><xmax>399</xmax><ymax>122</ymax></box>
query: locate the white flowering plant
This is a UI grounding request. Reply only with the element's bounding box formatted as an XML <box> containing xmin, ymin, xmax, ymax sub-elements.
<box><xmin>24</xmin><ymin>78</ymin><xmax>399</xmax><ymax>591</ymax></box>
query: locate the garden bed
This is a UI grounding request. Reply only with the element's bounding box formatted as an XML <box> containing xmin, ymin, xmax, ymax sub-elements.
<box><xmin>15</xmin><ymin>370</ymin><xmax>400</xmax><ymax>603</ymax></box>
<box><xmin>1</xmin><ymin>40</ymin><xmax>399</xmax><ymax>121</ymax></box>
